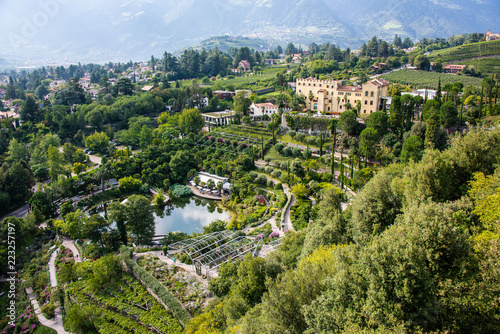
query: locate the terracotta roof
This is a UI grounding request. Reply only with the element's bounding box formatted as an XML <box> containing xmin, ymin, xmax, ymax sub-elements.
<box><xmin>370</xmin><ymin>79</ymin><xmax>390</xmax><ymax>87</ymax></box>
<box><xmin>254</xmin><ymin>103</ymin><xmax>278</xmax><ymax>108</ymax></box>
<box><xmin>444</xmin><ymin>64</ymin><xmax>466</xmax><ymax>70</ymax></box>
<box><xmin>338</xmin><ymin>86</ymin><xmax>362</xmax><ymax>92</ymax></box>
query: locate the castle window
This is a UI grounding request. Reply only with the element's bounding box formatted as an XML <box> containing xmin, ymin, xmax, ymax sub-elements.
<box><xmin>371</xmin><ymin>91</ymin><xmax>374</xmax><ymax>97</ymax></box>
<box><xmin>370</xmin><ymin>101</ymin><xmax>373</xmax><ymax>105</ymax></box>
<box><xmin>365</xmin><ymin>91</ymin><xmax>369</xmax><ymax>97</ymax></box>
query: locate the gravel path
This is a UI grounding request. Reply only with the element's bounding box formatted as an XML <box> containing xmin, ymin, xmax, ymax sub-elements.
<box><xmin>26</xmin><ymin>287</ymin><xmax>68</xmax><ymax>334</ymax></box>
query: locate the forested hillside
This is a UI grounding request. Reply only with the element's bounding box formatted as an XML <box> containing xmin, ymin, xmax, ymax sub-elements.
<box><xmin>186</xmin><ymin>128</ymin><xmax>500</xmax><ymax>334</ymax></box>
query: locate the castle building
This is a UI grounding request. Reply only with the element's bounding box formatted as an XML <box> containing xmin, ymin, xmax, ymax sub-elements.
<box><xmin>296</xmin><ymin>77</ymin><xmax>390</xmax><ymax>115</ymax></box>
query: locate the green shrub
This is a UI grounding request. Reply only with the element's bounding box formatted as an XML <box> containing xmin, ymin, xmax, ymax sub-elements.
<box><xmin>34</xmin><ymin>326</ymin><xmax>58</xmax><ymax>334</ymax></box>
<box><xmin>41</xmin><ymin>302</ymin><xmax>56</xmax><ymax>319</ymax></box>
<box><xmin>169</xmin><ymin>184</ymin><xmax>193</xmax><ymax>198</ymax></box>
<box><xmin>274</xmin><ymin>143</ymin><xmax>284</xmax><ymax>153</ymax></box>
<box><xmin>256</xmin><ymin>175</ymin><xmax>267</xmax><ymax>185</ymax></box>
<box><xmin>119</xmin><ymin>176</ymin><xmax>142</xmax><ymax>193</ymax></box>
<box><xmin>265</xmin><ymin>166</ymin><xmax>274</xmax><ymax>174</ymax></box>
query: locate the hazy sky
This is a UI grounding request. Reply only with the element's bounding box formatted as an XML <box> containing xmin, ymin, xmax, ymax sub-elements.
<box><xmin>0</xmin><ymin>0</ymin><xmax>498</xmax><ymax>67</ymax></box>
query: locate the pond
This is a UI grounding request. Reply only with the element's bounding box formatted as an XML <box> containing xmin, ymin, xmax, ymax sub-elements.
<box><xmin>153</xmin><ymin>196</ymin><xmax>230</xmax><ymax>235</ymax></box>
<box><xmin>96</xmin><ymin>196</ymin><xmax>231</xmax><ymax>235</ymax></box>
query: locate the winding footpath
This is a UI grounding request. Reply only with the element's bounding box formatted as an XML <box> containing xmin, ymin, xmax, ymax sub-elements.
<box><xmin>281</xmin><ymin>184</ymin><xmax>296</xmax><ymax>232</ymax></box>
<box><xmin>26</xmin><ymin>238</ymin><xmax>82</xmax><ymax>334</ymax></box>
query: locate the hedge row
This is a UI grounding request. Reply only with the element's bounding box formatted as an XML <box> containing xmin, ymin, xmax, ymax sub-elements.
<box><xmin>119</xmin><ymin>248</ymin><xmax>192</xmax><ymax>326</ymax></box>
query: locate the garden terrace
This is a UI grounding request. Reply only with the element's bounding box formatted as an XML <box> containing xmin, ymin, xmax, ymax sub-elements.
<box><xmin>66</xmin><ymin>274</ymin><xmax>183</xmax><ymax>333</ymax></box>
<box><xmin>195</xmin><ymin>133</ymin><xmax>258</xmax><ymax>154</ymax></box>
<box><xmin>213</xmin><ymin>125</ymin><xmax>275</xmax><ymax>140</ymax></box>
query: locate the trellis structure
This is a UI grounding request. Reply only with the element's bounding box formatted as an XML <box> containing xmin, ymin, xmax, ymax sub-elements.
<box><xmin>168</xmin><ymin>231</ymin><xmax>236</xmax><ymax>257</ymax></box>
<box><xmin>168</xmin><ymin>231</ymin><xmax>263</xmax><ymax>278</ymax></box>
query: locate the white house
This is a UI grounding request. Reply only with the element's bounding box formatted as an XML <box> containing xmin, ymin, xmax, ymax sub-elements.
<box><xmin>249</xmin><ymin>103</ymin><xmax>290</xmax><ymax>118</ymax></box>
<box><xmin>79</xmin><ymin>77</ymin><xmax>91</xmax><ymax>88</ymax></box>
<box><xmin>235</xmin><ymin>89</ymin><xmax>252</xmax><ymax>98</ymax></box>
<box><xmin>190</xmin><ymin>94</ymin><xmax>209</xmax><ymax>109</ymax></box>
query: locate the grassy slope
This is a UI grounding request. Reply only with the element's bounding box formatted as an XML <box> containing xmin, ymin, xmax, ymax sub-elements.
<box><xmin>428</xmin><ymin>39</ymin><xmax>500</xmax><ymax>75</ymax></box>
<box><xmin>178</xmin><ymin>64</ymin><xmax>297</xmax><ymax>91</ymax></box>
<box><xmin>428</xmin><ymin>39</ymin><xmax>500</xmax><ymax>62</ymax></box>
<box><xmin>380</xmin><ymin>70</ymin><xmax>483</xmax><ymax>89</ymax></box>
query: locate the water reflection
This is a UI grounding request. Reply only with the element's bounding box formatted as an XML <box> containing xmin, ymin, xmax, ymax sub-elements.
<box><xmin>96</xmin><ymin>196</ymin><xmax>229</xmax><ymax>235</ymax></box>
<box><xmin>154</xmin><ymin>196</ymin><xmax>230</xmax><ymax>235</ymax></box>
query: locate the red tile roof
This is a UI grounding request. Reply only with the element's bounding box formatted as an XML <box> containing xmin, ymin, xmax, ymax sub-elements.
<box><xmin>337</xmin><ymin>86</ymin><xmax>361</xmax><ymax>92</ymax></box>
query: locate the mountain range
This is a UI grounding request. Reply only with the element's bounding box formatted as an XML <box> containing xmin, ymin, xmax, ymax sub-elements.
<box><xmin>0</xmin><ymin>0</ymin><xmax>499</xmax><ymax>67</ymax></box>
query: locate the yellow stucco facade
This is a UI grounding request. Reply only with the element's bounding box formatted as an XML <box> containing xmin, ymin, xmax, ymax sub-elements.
<box><xmin>296</xmin><ymin>77</ymin><xmax>389</xmax><ymax>115</ymax></box>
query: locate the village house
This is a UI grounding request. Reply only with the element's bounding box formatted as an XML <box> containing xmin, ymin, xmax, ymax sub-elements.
<box><xmin>212</xmin><ymin>90</ymin><xmax>235</xmax><ymax>100</ymax></box>
<box><xmin>235</xmin><ymin>89</ymin><xmax>252</xmax><ymax>98</ymax></box>
<box><xmin>292</xmin><ymin>54</ymin><xmax>302</xmax><ymax>63</ymax></box>
<box><xmin>384</xmin><ymin>88</ymin><xmax>437</xmax><ymax>110</ymax></box>
<box><xmin>79</xmin><ymin>77</ymin><xmax>91</xmax><ymax>88</ymax></box>
<box><xmin>238</xmin><ymin>60</ymin><xmax>251</xmax><ymax>71</ymax></box>
<box><xmin>49</xmin><ymin>80</ymin><xmax>66</xmax><ymax>89</ymax></box>
<box><xmin>127</xmin><ymin>72</ymin><xmax>140</xmax><ymax>80</ymax></box>
<box><xmin>190</xmin><ymin>94</ymin><xmax>209</xmax><ymax>109</ymax></box>
<box><xmin>264</xmin><ymin>59</ymin><xmax>275</xmax><ymax>66</ymax></box>
<box><xmin>486</xmin><ymin>30</ymin><xmax>500</xmax><ymax>41</ymax></box>
<box><xmin>87</xmin><ymin>89</ymin><xmax>99</xmax><ymax>99</ymax></box>
<box><xmin>296</xmin><ymin>77</ymin><xmax>390</xmax><ymax>115</ymax></box>
<box><xmin>249</xmin><ymin>103</ymin><xmax>290</xmax><ymax>118</ymax></box>
<box><xmin>0</xmin><ymin>111</ymin><xmax>17</xmax><ymax>120</ymax></box>
<box><xmin>443</xmin><ymin>64</ymin><xmax>466</xmax><ymax>74</ymax></box>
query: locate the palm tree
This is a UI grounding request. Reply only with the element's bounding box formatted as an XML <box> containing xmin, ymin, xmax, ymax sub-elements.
<box><xmin>308</xmin><ymin>92</ymin><xmax>315</xmax><ymax>110</ymax></box>
<box><xmin>355</xmin><ymin>100</ymin><xmax>361</xmax><ymax>115</ymax></box>
<box><xmin>94</xmin><ymin>163</ymin><xmax>111</xmax><ymax>194</ymax></box>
